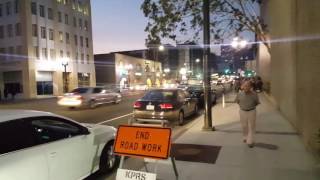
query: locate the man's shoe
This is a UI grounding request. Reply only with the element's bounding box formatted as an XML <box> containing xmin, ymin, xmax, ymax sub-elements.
<box><xmin>248</xmin><ymin>144</ymin><xmax>254</xmax><ymax>148</ymax></box>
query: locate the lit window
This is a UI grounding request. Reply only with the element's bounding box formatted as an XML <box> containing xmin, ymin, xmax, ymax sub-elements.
<box><xmin>49</xmin><ymin>29</ymin><xmax>54</xmax><ymax>40</ymax></box>
<box><xmin>59</xmin><ymin>31</ymin><xmax>63</xmax><ymax>42</ymax></box>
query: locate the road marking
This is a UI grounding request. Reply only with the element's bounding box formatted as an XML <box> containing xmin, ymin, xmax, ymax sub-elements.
<box><xmin>97</xmin><ymin>113</ymin><xmax>133</xmax><ymax>125</ymax></box>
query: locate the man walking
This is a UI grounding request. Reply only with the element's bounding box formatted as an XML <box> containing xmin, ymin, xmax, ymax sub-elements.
<box><xmin>235</xmin><ymin>81</ymin><xmax>260</xmax><ymax>148</ymax></box>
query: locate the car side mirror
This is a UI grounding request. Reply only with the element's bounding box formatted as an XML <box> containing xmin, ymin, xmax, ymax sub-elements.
<box><xmin>81</xmin><ymin>127</ymin><xmax>90</xmax><ymax>135</ymax></box>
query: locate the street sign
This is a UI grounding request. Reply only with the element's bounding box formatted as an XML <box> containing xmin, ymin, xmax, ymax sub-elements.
<box><xmin>116</xmin><ymin>169</ymin><xmax>156</xmax><ymax>180</ymax></box>
<box><xmin>114</xmin><ymin>125</ymin><xmax>172</xmax><ymax>159</ymax></box>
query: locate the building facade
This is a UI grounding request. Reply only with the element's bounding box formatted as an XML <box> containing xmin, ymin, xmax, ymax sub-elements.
<box><xmin>95</xmin><ymin>53</ymin><xmax>162</xmax><ymax>88</ymax></box>
<box><xmin>0</xmin><ymin>0</ymin><xmax>95</xmax><ymax>99</ymax></box>
<box><xmin>260</xmin><ymin>0</ymin><xmax>320</xmax><ymax>157</ymax></box>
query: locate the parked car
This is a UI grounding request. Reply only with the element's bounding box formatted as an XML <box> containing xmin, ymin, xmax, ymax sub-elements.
<box><xmin>183</xmin><ymin>84</ymin><xmax>217</xmax><ymax>107</ymax></box>
<box><xmin>57</xmin><ymin>87</ymin><xmax>122</xmax><ymax>109</ymax></box>
<box><xmin>0</xmin><ymin>110</ymin><xmax>120</xmax><ymax>180</ymax></box>
<box><xmin>133</xmin><ymin>89</ymin><xmax>198</xmax><ymax>125</ymax></box>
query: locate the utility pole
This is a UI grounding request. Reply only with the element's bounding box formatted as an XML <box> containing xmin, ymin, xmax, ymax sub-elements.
<box><xmin>202</xmin><ymin>0</ymin><xmax>214</xmax><ymax>131</ymax></box>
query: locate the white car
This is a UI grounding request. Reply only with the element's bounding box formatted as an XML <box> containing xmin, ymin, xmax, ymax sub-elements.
<box><xmin>0</xmin><ymin>110</ymin><xmax>120</xmax><ymax>180</ymax></box>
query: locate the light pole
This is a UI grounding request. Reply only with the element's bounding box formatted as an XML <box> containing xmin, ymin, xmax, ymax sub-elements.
<box><xmin>153</xmin><ymin>45</ymin><xmax>164</xmax><ymax>86</ymax></box>
<box><xmin>62</xmin><ymin>58</ymin><xmax>69</xmax><ymax>93</ymax></box>
<box><xmin>202</xmin><ymin>0</ymin><xmax>214</xmax><ymax>131</ymax></box>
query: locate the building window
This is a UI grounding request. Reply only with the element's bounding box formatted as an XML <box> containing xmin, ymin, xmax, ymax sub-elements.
<box><xmin>49</xmin><ymin>29</ymin><xmax>54</xmax><ymax>40</ymax></box>
<box><xmin>14</xmin><ymin>0</ymin><xmax>18</xmax><ymax>13</ymax></box>
<box><xmin>85</xmin><ymin>38</ymin><xmax>89</xmax><ymax>48</ymax></box>
<box><xmin>81</xmin><ymin>53</ymin><xmax>84</xmax><ymax>64</ymax></box>
<box><xmin>8</xmin><ymin>46</ymin><xmax>14</xmax><ymax>54</ymax></box>
<box><xmin>73</xmin><ymin>16</ymin><xmax>76</xmax><ymax>27</ymax></box>
<box><xmin>65</xmin><ymin>14</ymin><xmax>68</xmax><ymax>25</ymax></box>
<box><xmin>66</xmin><ymin>51</ymin><xmax>70</xmax><ymax>58</ymax></box>
<box><xmin>40</xmin><ymin>27</ymin><xmax>46</xmax><ymax>39</ymax></box>
<box><xmin>32</xmin><ymin>24</ymin><xmax>37</xmax><ymax>37</ymax></box>
<box><xmin>75</xmin><ymin>52</ymin><xmax>78</xmax><ymax>61</ymax></box>
<box><xmin>7</xmin><ymin>24</ymin><xmax>13</xmax><ymax>37</ymax></box>
<box><xmin>39</xmin><ymin>5</ymin><xmax>45</xmax><ymax>17</ymax></box>
<box><xmin>0</xmin><ymin>26</ymin><xmax>4</xmax><ymax>39</ymax></box>
<box><xmin>60</xmin><ymin>50</ymin><xmax>63</xmax><ymax>58</ymax></box>
<box><xmin>65</xmin><ymin>32</ymin><xmax>70</xmax><ymax>44</ymax></box>
<box><xmin>31</xmin><ymin>2</ymin><xmax>36</xmax><ymax>15</ymax></box>
<box><xmin>86</xmin><ymin>54</ymin><xmax>89</xmax><ymax>63</ymax></box>
<box><xmin>74</xmin><ymin>35</ymin><xmax>78</xmax><ymax>46</ymax></box>
<box><xmin>50</xmin><ymin>49</ymin><xmax>55</xmax><ymax>60</ymax></box>
<box><xmin>84</xmin><ymin>20</ymin><xmax>88</xmax><ymax>31</ymax></box>
<box><xmin>80</xmin><ymin>36</ymin><xmax>83</xmax><ymax>47</ymax></box>
<box><xmin>34</xmin><ymin>46</ymin><xmax>39</xmax><ymax>59</ymax></box>
<box><xmin>78</xmin><ymin>18</ymin><xmax>82</xmax><ymax>29</ymax></box>
<box><xmin>42</xmin><ymin>48</ymin><xmax>47</xmax><ymax>59</ymax></box>
<box><xmin>6</xmin><ymin>1</ymin><xmax>11</xmax><ymax>16</ymax></box>
<box><xmin>0</xmin><ymin>48</ymin><xmax>5</xmax><ymax>60</ymax></box>
<box><xmin>15</xmin><ymin>23</ymin><xmax>21</xmax><ymax>36</ymax></box>
<box><xmin>16</xmin><ymin>46</ymin><xmax>22</xmax><ymax>55</ymax></box>
<box><xmin>58</xmin><ymin>11</ymin><xmax>62</xmax><ymax>22</ymax></box>
<box><xmin>0</xmin><ymin>4</ymin><xmax>3</xmax><ymax>17</ymax></box>
<box><xmin>48</xmin><ymin>8</ymin><xmax>53</xmax><ymax>20</ymax></box>
<box><xmin>59</xmin><ymin>31</ymin><xmax>63</xmax><ymax>42</ymax></box>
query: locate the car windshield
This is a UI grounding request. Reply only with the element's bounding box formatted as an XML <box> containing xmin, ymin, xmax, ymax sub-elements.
<box><xmin>70</xmin><ymin>88</ymin><xmax>89</xmax><ymax>94</ymax></box>
<box><xmin>187</xmin><ymin>85</ymin><xmax>203</xmax><ymax>91</ymax></box>
<box><xmin>142</xmin><ymin>90</ymin><xmax>175</xmax><ymax>101</ymax></box>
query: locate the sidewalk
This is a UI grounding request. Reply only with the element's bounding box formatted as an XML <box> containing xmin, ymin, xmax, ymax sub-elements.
<box><xmin>144</xmin><ymin>93</ymin><xmax>320</xmax><ymax>180</ymax></box>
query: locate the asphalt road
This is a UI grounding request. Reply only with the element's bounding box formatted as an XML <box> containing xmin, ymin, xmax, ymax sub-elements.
<box><xmin>0</xmin><ymin>93</ymin><xmax>143</xmax><ymax>127</ymax></box>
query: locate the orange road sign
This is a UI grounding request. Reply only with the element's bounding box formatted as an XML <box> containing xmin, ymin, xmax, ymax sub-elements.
<box><xmin>113</xmin><ymin>125</ymin><xmax>172</xmax><ymax>159</ymax></box>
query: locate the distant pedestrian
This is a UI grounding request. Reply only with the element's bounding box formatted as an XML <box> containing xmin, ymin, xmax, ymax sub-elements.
<box><xmin>4</xmin><ymin>87</ymin><xmax>8</xmax><ymax>100</ymax></box>
<box><xmin>255</xmin><ymin>76</ymin><xmax>263</xmax><ymax>93</ymax></box>
<box><xmin>235</xmin><ymin>81</ymin><xmax>260</xmax><ymax>148</ymax></box>
<box><xmin>11</xmin><ymin>87</ymin><xmax>16</xmax><ymax>100</ymax></box>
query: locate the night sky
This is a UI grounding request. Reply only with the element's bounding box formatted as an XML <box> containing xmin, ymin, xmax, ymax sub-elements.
<box><xmin>91</xmin><ymin>0</ymin><xmax>148</xmax><ymax>54</ymax></box>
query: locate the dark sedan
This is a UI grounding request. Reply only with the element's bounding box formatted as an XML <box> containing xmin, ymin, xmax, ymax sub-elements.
<box><xmin>179</xmin><ymin>84</ymin><xmax>217</xmax><ymax>107</ymax></box>
<box><xmin>133</xmin><ymin>89</ymin><xmax>198</xmax><ymax>125</ymax></box>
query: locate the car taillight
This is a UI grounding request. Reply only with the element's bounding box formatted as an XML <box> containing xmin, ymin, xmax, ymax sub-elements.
<box><xmin>160</xmin><ymin>103</ymin><xmax>173</xmax><ymax>110</ymax></box>
<box><xmin>75</xmin><ymin>95</ymin><xmax>83</xmax><ymax>100</ymax></box>
<box><xmin>134</xmin><ymin>101</ymin><xmax>142</xmax><ymax>108</ymax></box>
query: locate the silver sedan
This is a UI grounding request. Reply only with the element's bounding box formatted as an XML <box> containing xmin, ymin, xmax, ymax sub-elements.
<box><xmin>57</xmin><ymin>87</ymin><xmax>122</xmax><ymax>109</ymax></box>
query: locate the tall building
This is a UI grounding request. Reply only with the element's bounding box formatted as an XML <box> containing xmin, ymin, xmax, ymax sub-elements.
<box><xmin>0</xmin><ymin>0</ymin><xmax>95</xmax><ymax>99</ymax></box>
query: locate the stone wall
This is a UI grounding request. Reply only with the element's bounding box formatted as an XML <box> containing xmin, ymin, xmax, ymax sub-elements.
<box><xmin>267</xmin><ymin>0</ymin><xmax>320</xmax><ymax>156</ymax></box>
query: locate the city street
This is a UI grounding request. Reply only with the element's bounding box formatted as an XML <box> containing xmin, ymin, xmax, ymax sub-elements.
<box><xmin>0</xmin><ymin>91</ymin><xmax>204</xmax><ymax>180</ymax></box>
<box><xmin>0</xmin><ymin>93</ymin><xmax>143</xmax><ymax>127</ymax></box>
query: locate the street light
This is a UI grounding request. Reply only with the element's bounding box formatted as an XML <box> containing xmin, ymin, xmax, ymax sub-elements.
<box><xmin>61</xmin><ymin>58</ymin><xmax>69</xmax><ymax>93</ymax></box>
<box><xmin>231</xmin><ymin>37</ymin><xmax>248</xmax><ymax>49</ymax></box>
<box><xmin>158</xmin><ymin>45</ymin><xmax>165</xmax><ymax>51</ymax></box>
<box><xmin>164</xmin><ymin>68</ymin><xmax>170</xmax><ymax>73</ymax></box>
<box><xmin>196</xmin><ymin>58</ymin><xmax>200</xmax><ymax>63</ymax></box>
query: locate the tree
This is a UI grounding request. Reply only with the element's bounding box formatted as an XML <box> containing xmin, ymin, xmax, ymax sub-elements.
<box><xmin>141</xmin><ymin>0</ymin><xmax>270</xmax><ymax>52</ymax></box>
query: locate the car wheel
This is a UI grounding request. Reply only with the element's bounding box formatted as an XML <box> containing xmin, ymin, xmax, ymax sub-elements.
<box><xmin>99</xmin><ymin>141</ymin><xmax>120</xmax><ymax>174</ymax></box>
<box><xmin>113</xmin><ymin>96</ymin><xmax>120</xmax><ymax>104</ymax></box>
<box><xmin>89</xmin><ymin>100</ymin><xmax>97</xmax><ymax>109</ymax></box>
<box><xmin>178</xmin><ymin>111</ymin><xmax>184</xmax><ymax>126</ymax></box>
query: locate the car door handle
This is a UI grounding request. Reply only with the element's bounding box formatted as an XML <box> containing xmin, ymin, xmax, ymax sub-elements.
<box><xmin>49</xmin><ymin>152</ymin><xmax>57</xmax><ymax>158</ymax></box>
